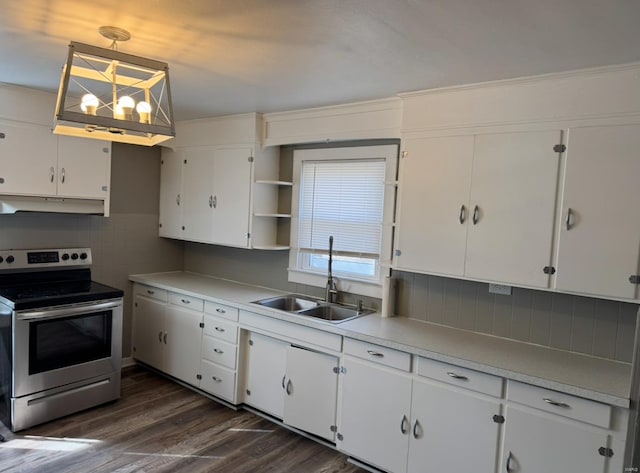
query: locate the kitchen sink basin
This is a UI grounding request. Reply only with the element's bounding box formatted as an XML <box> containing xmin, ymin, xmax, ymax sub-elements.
<box><xmin>252</xmin><ymin>294</ymin><xmax>373</xmax><ymax>323</ymax></box>
<box><xmin>297</xmin><ymin>304</ymin><xmax>374</xmax><ymax>322</ymax></box>
<box><xmin>252</xmin><ymin>294</ymin><xmax>319</xmax><ymax>312</ymax></box>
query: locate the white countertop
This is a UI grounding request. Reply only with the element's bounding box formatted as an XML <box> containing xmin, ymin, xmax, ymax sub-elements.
<box><xmin>129</xmin><ymin>271</ymin><xmax>632</xmax><ymax>408</ymax></box>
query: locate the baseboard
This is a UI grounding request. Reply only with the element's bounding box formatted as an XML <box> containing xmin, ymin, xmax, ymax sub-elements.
<box><xmin>121</xmin><ymin>356</ymin><xmax>135</xmax><ymax>368</ymax></box>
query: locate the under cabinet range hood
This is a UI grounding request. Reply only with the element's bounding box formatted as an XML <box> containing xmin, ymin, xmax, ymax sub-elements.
<box><xmin>0</xmin><ymin>195</ymin><xmax>107</xmax><ymax>216</ymax></box>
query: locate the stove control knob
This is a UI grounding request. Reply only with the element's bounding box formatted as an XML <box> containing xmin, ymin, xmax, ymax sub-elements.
<box><xmin>0</xmin><ymin>256</ymin><xmax>3</xmax><ymax>263</ymax></box>
<box><xmin>80</xmin><ymin>252</ymin><xmax>88</xmax><ymax>260</ymax></box>
<box><xmin>6</xmin><ymin>255</ymin><xmax>14</xmax><ymax>264</ymax></box>
<box><xmin>62</xmin><ymin>253</ymin><xmax>70</xmax><ymax>261</ymax></box>
<box><xmin>71</xmin><ymin>253</ymin><xmax>79</xmax><ymax>260</ymax></box>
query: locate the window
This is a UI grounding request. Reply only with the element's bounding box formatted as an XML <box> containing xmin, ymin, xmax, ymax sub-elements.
<box><xmin>289</xmin><ymin>144</ymin><xmax>398</xmax><ymax>298</ymax></box>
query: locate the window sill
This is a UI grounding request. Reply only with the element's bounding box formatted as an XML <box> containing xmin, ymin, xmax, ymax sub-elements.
<box><xmin>287</xmin><ymin>268</ymin><xmax>382</xmax><ymax>299</ymax></box>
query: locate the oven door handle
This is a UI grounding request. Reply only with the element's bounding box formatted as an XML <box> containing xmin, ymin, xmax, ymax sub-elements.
<box><xmin>16</xmin><ymin>300</ymin><xmax>122</xmax><ymax>321</ymax></box>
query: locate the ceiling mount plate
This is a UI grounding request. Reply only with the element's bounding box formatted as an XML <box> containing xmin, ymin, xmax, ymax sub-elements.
<box><xmin>99</xmin><ymin>26</ymin><xmax>131</xmax><ymax>43</ymax></box>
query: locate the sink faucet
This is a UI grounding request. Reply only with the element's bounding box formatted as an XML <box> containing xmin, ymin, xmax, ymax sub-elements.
<box><xmin>325</xmin><ymin>236</ymin><xmax>338</xmax><ymax>303</ymax></box>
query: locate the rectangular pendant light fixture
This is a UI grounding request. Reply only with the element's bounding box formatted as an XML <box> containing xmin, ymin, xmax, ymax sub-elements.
<box><xmin>54</xmin><ymin>41</ymin><xmax>175</xmax><ymax>146</ymax></box>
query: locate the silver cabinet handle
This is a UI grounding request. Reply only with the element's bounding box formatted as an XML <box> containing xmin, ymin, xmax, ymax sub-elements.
<box><xmin>282</xmin><ymin>375</ymin><xmax>286</xmax><ymax>389</ymax></box>
<box><xmin>447</xmin><ymin>371</ymin><xmax>469</xmax><ymax>381</ymax></box>
<box><xmin>209</xmin><ymin>195</ymin><xmax>213</xmax><ymax>208</ymax></box>
<box><xmin>566</xmin><ymin>207</ymin><xmax>573</xmax><ymax>231</ymax></box>
<box><xmin>60</xmin><ymin>167</ymin><xmax>66</xmax><ymax>184</ymax></box>
<box><xmin>147</xmin><ymin>289</ymin><xmax>155</xmax><ymax>295</ymax></box>
<box><xmin>213</xmin><ymin>348</ymin><xmax>224</xmax><ymax>354</ymax></box>
<box><xmin>181</xmin><ymin>299</ymin><xmax>191</xmax><ymax>304</ymax></box>
<box><xmin>543</xmin><ymin>398</ymin><xmax>570</xmax><ymax>408</ymax></box>
<box><xmin>176</xmin><ymin>194</ymin><xmax>181</xmax><ymax>206</ymax></box>
<box><xmin>412</xmin><ymin>419</ymin><xmax>421</xmax><ymax>439</ymax></box>
<box><xmin>367</xmin><ymin>350</ymin><xmax>384</xmax><ymax>357</ymax></box>
<box><xmin>215</xmin><ymin>326</ymin><xmax>225</xmax><ymax>333</ymax></box>
<box><xmin>163</xmin><ymin>332</ymin><xmax>167</xmax><ymax>344</ymax></box>
<box><xmin>472</xmin><ymin>204</ymin><xmax>480</xmax><ymax>225</ymax></box>
<box><xmin>211</xmin><ymin>376</ymin><xmax>222</xmax><ymax>383</ymax></box>
<box><xmin>400</xmin><ymin>415</ymin><xmax>409</xmax><ymax>435</ymax></box>
<box><xmin>212</xmin><ymin>195</ymin><xmax>217</xmax><ymax>209</ymax></box>
<box><xmin>216</xmin><ymin>308</ymin><xmax>226</xmax><ymax>314</ymax></box>
<box><xmin>158</xmin><ymin>331</ymin><xmax>163</xmax><ymax>343</ymax></box>
<box><xmin>50</xmin><ymin>166</ymin><xmax>55</xmax><ymax>183</ymax></box>
<box><xmin>459</xmin><ymin>204</ymin><xmax>466</xmax><ymax>224</ymax></box>
<box><xmin>506</xmin><ymin>451</ymin><xmax>514</xmax><ymax>472</ymax></box>
<box><xmin>286</xmin><ymin>379</ymin><xmax>293</xmax><ymax>396</ymax></box>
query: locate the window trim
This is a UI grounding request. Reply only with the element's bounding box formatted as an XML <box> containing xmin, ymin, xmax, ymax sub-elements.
<box><xmin>288</xmin><ymin>144</ymin><xmax>398</xmax><ymax>298</ymax></box>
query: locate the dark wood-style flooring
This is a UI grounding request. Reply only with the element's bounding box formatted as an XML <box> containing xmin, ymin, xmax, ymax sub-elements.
<box><xmin>0</xmin><ymin>366</ymin><xmax>366</xmax><ymax>473</ymax></box>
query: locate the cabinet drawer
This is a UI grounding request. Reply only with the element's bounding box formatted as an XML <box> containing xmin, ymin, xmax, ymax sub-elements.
<box><xmin>134</xmin><ymin>284</ymin><xmax>168</xmax><ymax>302</ymax></box>
<box><xmin>343</xmin><ymin>338</ymin><xmax>411</xmax><ymax>372</ymax></box>
<box><xmin>202</xmin><ymin>336</ymin><xmax>237</xmax><ymax>369</ymax></box>
<box><xmin>416</xmin><ymin>357</ymin><xmax>503</xmax><ymax>398</ymax></box>
<box><xmin>200</xmin><ymin>360</ymin><xmax>236</xmax><ymax>402</ymax></box>
<box><xmin>507</xmin><ymin>380</ymin><xmax>611</xmax><ymax>428</ymax></box>
<box><xmin>203</xmin><ymin>314</ymin><xmax>238</xmax><ymax>344</ymax></box>
<box><xmin>205</xmin><ymin>301</ymin><xmax>239</xmax><ymax>321</ymax></box>
<box><xmin>168</xmin><ymin>292</ymin><xmax>204</xmax><ymax>311</ymax></box>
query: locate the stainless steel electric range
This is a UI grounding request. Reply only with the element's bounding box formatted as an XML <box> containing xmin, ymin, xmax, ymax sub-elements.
<box><xmin>0</xmin><ymin>248</ymin><xmax>123</xmax><ymax>432</ymax></box>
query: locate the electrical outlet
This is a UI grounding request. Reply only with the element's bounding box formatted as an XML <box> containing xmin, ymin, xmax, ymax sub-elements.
<box><xmin>489</xmin><ymin>283</ymin><xmax>512</xmax><ymax>296</ymax></box>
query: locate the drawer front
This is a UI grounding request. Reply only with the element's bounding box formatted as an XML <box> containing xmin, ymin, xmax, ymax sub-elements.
<box><xmin>200</xmin><ymin>360</ymin><xmax>236</xmax><ymax>402</ymax></box>
<box><xmin>202</xmin><ymin>336</ymin><xmax>237</xmax><ymax>369</ymax></box>
<box><xmin>168</xmin><ymin>292</ymin><xmax>204</xmax><ymax>312</ymax></box>
<box><xmin>507</xmin><ymin>380</ymin><xmax>612</xmax><ymax>428</ymax></box>
<box><xmin>204</xmin><ymin>314</ymin><xmax>238</xmax><ymax>344</ymax></box>
<box><xmin>343</xmin><ymin>338</ymin><xmax>411</xmax><ymax>372</ymax></box>
<box><xmin>134</xmin><ymin>284</ymin><xmax>168</xmax><ymax>302</ymax></box>
<box><xmin>416</xmin><ymin>357</ymin><xmax>503</xmax><ymax>398</ymax></box>
<box><xmin>204</xmin><ymin>301</ymin><xmax>239</xmax><ymax>322</ymax></box>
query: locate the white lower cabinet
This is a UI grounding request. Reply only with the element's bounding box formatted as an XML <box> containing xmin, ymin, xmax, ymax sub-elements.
<box><xmin>283</xmin><ymin>345</ymin><xmax>339</xmax><ymax>441</ymax></box>
<box><xmin>132</xmin><ymin>288</ymin><xmax>203</xmax><ymax>386</ymax></box>
<box><xmin>244</xmin><ymin>331</ymin><xmax>339</xmax><ymax>441</ymax></box>
<box><xmin>502</xmin><ymin>381</ymin><xmax>624</xmax><ymax>473</ymax></box>
<box><xmin>338</xmin><ymin>356</ymin><xmax>413</xmax><ymax>473</ymax></box>
<box><xmin>503</xmin><ymin>406</ymin><xmax>608</xmax><ymax>473</ymax></box>
<box><xmin>244</xmin><ymin>331</ymin><xmax>288</xmax><ymax>418</ymax></box>
<box><xmin>408</xmin><ymin>378</ymin><xmax>502</xmax><ymax>473</ymax></box>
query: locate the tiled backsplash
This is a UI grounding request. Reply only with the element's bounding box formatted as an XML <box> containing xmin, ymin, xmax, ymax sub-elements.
<box><xmin>394</xmin><ymin>271</ymin><xmax>639</xmax><ymax>363</ymax></box>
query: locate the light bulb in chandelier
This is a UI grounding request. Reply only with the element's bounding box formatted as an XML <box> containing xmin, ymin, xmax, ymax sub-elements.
<box><xmin>80</xmin><ymin>94</ymin><xmax>99</xmax><ymax>115</ymax></box>
<box><xmin>136</xmin><ymin>101</ymin><xmax>152</xmax><ymax>124</ymax></box>
<box><xmin>117</xmin><ymin>95</ymin><xmax>135</xmax><ymax>120</ymax></box>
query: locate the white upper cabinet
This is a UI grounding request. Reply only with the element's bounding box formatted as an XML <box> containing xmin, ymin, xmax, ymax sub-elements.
<box><xmin>56</xmin><ymin>136</ymin><xmax>111</xmax><ymax>199</ymax></box>
<box><xmin>395</xmin><ymin>130</ymin><xmax>561</xmax><ymax>288</ymax></box>
<box><xmin>554</xmin><ymin>125</ymin><xmax>640</xmax><ymax>300</ymax></box>
<box><xmin>0</xmin><ymin>121</ymin><xmax>111</xmax><ymax>202</ymax></box>
<box><xmin>159</xmin><ymin>113</ymin><xmax>284</xmax><ymax>249</ymax></box>
<box><xmin>395</xmin><ymin>135</ymin><xmax>474</xmax><ymax>277</ymax></box>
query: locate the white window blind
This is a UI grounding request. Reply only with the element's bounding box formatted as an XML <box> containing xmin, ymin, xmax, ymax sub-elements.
<box><xmin>298</xmin><ymin>159</ymin><xmax>386</xmax><ymax>257</ymax></box>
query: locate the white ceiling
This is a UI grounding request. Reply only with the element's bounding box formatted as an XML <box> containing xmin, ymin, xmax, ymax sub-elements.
<box><xmin>2</xmin><ymin>0</ymin><xmax>640</xmax><ymax>121</ymax></box>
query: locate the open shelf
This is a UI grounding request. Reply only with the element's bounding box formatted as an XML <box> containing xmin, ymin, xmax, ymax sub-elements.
<box><xmin>255</xmin><ymin>180</ymin><xmax>293</xmax><ymax>186</ymax></box>
<box><xmin>251</xmin><ymin>244</ymin><xmax>291</xmax><ymax>250</ymax></box>
<box><xmin>254</xmin><ymin>213</ymin><xmax>292</xmax><ymax>218</ymax></box>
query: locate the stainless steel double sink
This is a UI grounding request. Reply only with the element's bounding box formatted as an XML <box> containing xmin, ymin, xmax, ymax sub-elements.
<box><xmin>252</xmin><ymin>294</ymin><xmax>373</xmax><ymax>323</ymax></box>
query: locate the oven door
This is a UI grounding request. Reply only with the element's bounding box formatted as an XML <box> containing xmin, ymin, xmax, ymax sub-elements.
<box><xmin>12</xmin><ymin>299</ymin><xmax>122</xmax><ymax>398</ymax></box>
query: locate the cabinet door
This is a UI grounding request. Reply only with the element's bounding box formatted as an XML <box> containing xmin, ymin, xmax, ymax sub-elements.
<box><xmin>182</xmin><ymin>147</ymin><xmax>215</xmax><ymax>242</ymax></box>
<box><xmin>0</xmin><ymin>121</ymin><xmax>57</xmax><ymax>196</ymax></box>
<box><xmin>132</xmin><ymin>296</ymin><xmax>165</xmax><ymax>369</ymax></box>
<box><xmin>159</xmin><ymin>148</ymin><xmax>184</xmax><ymax>239</ymax></box>
<box><xmin>408</xmin><ymin>378</ymin><xmax>501</xmax><ymax>473</ymax></box>
<box><xmin>57</xmin><ymin>136</ymin><xmax>110</xmax><ymax>199</ymax></box>
<box><xmin>503</xmin><ymin>406</ymin><xmax>608</xmax><ymax>473</ymax></box>
<box><xmin>163</xmin><ymin>305</ymin><xmax>203</xmax><ymax>385</ymax></box>
<box><xmin>284</xmin><ymin>346</ymin><xmax>338</xmax><ymax>441</ymax></box>
<box><xmin>395</xmin><ymin>135</ymin><xmax>474</xmax><ymax>276</ymax></box>
<box><xmin>245</xmin><ymin>332</ymin><xmax>288</xmax><ymax>419</ymax></box>
<box><xmin>338</xmin><ymin>357</ymin><xmax>412</xmax><ymax>473</ymax></box>
<box><xmin>211</xmin><ymin>147</ymin><xmax>252</xmax><ymax>247</ymax></box>
<box><xmin>465</xmin><ymin>131</ymin><xmax>561</xmax><ymax>287</ymax></box>
<box><xmin>555</xmin><ymin>125</ymin><xmax>640</xmax><ymax>299</ymax></box>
